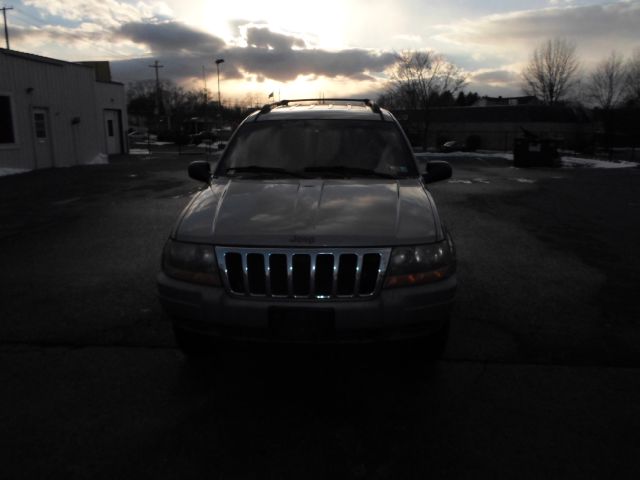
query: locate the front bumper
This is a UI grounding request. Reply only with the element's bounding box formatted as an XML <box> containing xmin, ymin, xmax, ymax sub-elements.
<box><xmin>157</xmin><ymin>272</ymin><xmax>456</xmax><ymax>344</ymax></box>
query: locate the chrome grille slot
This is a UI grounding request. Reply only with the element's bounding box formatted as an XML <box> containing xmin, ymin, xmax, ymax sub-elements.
<box><xmin>269</xmin><ymin>254</ymin><xmax>287</xmax><ymax>296</ymax></box>
<box><xmin>337</xmin><ymin>254</ymin><xmax>357</xmax><ymax>295</ymax></box>
<box><xmin>225</xmin><ymin>252</ymin><xmax>244</xmax><ymax>293</ymax></box>
<box><xmin>360</xmin><ymin>253</ymin><xmax>381</xmax><ymax>294</ymax></box>
<box><xmin>292</xmin><ymin>254</ymin><xmax>311</xmax><ymax>296</ymax></box>
<box><xmin>315</xmin><ymin>254</ymin><xmax>334</xmax><ymax>296</ymax></box>
<box><xmin>246</xmin><ymin>253</ymin><xmax>266</xmax><ymax>294</ymax></box>
<box><xmin>216</xmin><ymin>247</ymin><xmax>391</xmax><ymax>300</ymax></box>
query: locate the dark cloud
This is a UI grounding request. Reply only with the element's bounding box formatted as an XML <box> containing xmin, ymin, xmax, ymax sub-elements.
<box><xmin>11</xmin><ymin>25</ymin><xmax>103</xmax><ymax>43</ymax></box>
<box><xmin>111</xmin><ymin>47</ymin><xmax>395</xmax><ymax>85</ymax></box>
<box><xmin>110</xmin><ymin>22</ymin><xmax>397</xmax><ymax>85</ymax></box>
<box><xmin>117</xmin><ymin>21</ymin><xmax>225</xmax><ymax>54</ymax></box>
<box><xmin>224</xmin><ymin>46</ymin><xmax>395</xmax><ymax>82</ymax></box>
<box><xmin>246</xmin><ymin>27</ymin><xmax>306</xmax><ymax>50</ymax></box>
<box><xmin>442</xmin><ymin>1</ymin><xmax>640</xmax><ymax>52</ymax></box>
<box><xmin>11</xmin><ymin>26</ymin><xmax>53</xmax><ymax>41</ymax></box>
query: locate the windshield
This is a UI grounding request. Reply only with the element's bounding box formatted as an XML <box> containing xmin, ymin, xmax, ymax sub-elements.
<box><xmin>217</xmin><ymin>119</ymin><xmax>418</xmax><ymax>178</ymax></box>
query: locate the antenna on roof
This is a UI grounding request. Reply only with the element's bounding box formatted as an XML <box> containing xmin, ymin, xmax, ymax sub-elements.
<box><xmin>364</xmin><ymin>99</ymin><xmax>383</xmax><ymax>119</ymax></box>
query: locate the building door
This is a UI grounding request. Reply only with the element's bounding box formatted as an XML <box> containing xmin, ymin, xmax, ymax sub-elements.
<box><xmin>104</xmin><ymin>109</ymin><xmax>122</xmax><ymax>154</ymax></box>
<box><xmin>33</xmin><ymin>108</ymin><xmax>54</xmax><ymax>168</ymax></box>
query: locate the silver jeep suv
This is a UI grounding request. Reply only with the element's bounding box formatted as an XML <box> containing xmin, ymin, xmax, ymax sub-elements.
<box><xmin>157</xmin><ymin>99</ymin><xmax>456</xmax><ymax>356</ymax></box>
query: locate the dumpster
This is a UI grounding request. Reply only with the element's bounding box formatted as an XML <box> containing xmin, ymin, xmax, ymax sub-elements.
<box><xmin>513</xmin><ymin>138</ymin><xmax>561</xmax><ymax>167</ymax></box>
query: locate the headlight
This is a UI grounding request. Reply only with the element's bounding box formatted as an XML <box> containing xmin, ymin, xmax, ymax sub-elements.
<box><xmin>384</xmin><ymin>240</ymin><xmax>455</xmax><ymax>288</ymax></box>
<box><xmin>162</xmin><ymin>239</ymin><xmax>221</xmax><ymax>286</ymax></box>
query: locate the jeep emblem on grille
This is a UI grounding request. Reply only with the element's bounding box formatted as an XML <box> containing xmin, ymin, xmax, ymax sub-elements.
<box><xmin>289</xmin><ymin>235</ymin><xmax>316</xmax><ymax>244</ymax></box>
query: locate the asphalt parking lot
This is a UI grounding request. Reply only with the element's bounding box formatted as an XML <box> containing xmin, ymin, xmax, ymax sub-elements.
<box><xmin>1</xmin><ymin>152</ymin><xmax>639</xmax><ymax>478</ymax></box>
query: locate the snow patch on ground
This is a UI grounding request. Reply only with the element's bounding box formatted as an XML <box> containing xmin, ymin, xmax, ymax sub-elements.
<box><xmin>84</xmin><ymin>153</ymin><xmax>109</xmax><ymax>165</ymax></box>
<box><xmin>131</xmin><ymin>141</ymin><xmax>172</xmax><ymax>146</ymax></box>
<box><xmin>416</xmin><ymin>151</ymin><xmax>514</xmax><ymax>160</ymax></box>
<box><xmin>561</xmin><ymin>157</ymin><xmax>637</xmax><ymax>169</ymax></box>
<box><xmin>196</xmin><ymin>141</ymin><xmax>226</xmax><ymax>150</ymax></box>
<box><xmin>416</xmin><ymin>150</ymin><xmax>638</xmax><ymax>169</ymax></box>
<box><xmin>0</xmin><ymin>167</ymin><xmax>30</xmax><ymax>177</ymax></box>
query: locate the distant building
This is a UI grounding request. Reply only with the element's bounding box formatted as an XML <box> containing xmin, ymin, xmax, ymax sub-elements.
<box><xmin>0</xmin><ymin>49</ymin><xmax>128</xmax><ymax>171</ymax></box>
<box><xmin>394</xmin><ymin>105</ymin><xmax>594</xmax><ymax>151</ymax></box>
<box><xmin>77</xmin><ymin>61</ymin><xmax>113</xmax><ymax>83</ymax></box>
<box><xmin>473</xmin><ymin>96</ymin><xmax>539</xmax><ymax>107</ymax></box>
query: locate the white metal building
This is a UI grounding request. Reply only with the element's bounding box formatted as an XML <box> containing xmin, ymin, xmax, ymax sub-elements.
<box><xmin>0</xmin><ymin>48</ymin><xmax>128</xmax><ymax>171</ymax></box>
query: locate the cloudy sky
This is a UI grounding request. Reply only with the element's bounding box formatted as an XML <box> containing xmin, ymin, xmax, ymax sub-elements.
<box><xmin>5</xmin><ymin>0</ymin><xmax>640</xmax><ymax>102</ymax></box>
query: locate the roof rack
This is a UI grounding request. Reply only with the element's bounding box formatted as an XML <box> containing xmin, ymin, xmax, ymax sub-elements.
<box><xmin>258</xmin><ymin>98</ymin><xmax>383</xmax><ymax>118</ymax></box>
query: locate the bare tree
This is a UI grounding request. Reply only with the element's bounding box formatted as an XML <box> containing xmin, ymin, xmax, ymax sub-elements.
<box><xmin>586</xmin><ymin>52</ymin><xmax>627</xmax><ymax>110</ymax></box>
<box><xmin>522</xmin><ymin>38</ymin><xmax>580</xmax><ymax>105</ymax></box>
<box><xmin>242</xmin><ymin>92</ymin><xmax>264</xmax><ymax>108</ymax></box>
<box><xmin>381</xmin><ymin>50</ymin><xmax>467</xmax><ymax>110</ymax></box>
<box><xmin>379</xmin><ymin>50</ymin><xmax>466</xmax><ymax>148</ymax></box>
<box><xmin>126</xmin><ymin>79</ymin><xmax>158</xmax><ymax>103</ymax></box>
<box><xmin>624</xmin><ymin>48</ymin><xmax>640</xmax><ymax>105</ymax></box>
<box><xmin>127</xmin><ymin>79</ymin><xmax>206</xmax><ymax>131</ymax></box>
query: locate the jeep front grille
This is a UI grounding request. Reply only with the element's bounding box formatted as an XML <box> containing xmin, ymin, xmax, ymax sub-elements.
<box><xmin>215</xmin><ymin>247</ymin><xmax>391</xmax><ymax>299</ymax></box>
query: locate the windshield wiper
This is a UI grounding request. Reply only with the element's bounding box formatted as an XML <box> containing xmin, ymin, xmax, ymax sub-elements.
<box><xmin>304</xmin><ymin>166</ymin><xmax>397</xmax><ymax>179</ymax></box>
<box><xmin>225</xmin><ymin>165</ymin><xmax>305</xmax><ymax>178</ymax></box>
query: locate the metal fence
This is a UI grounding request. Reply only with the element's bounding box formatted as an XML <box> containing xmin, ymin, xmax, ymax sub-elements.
<box><xmin>127</xmin><ymin>133</ymin><xmax>224</xmax><ymax>157</ymax></box>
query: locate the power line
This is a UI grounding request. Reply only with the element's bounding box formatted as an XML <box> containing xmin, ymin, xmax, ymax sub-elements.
<box><xmin>1</xmin><ymin>6</ymin><xmax>13</xmax><ymax>49</ymax></box>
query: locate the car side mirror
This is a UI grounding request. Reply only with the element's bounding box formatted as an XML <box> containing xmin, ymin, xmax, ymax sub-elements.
<box><xmin>188</xmin><ymin>161</ymin><xmax>211</xmax><ymax>183</ymax></box>
<box><xmin>422</xmin><ymin>160</ymin><xmax>452</xmax><ymax>184</ymax></box>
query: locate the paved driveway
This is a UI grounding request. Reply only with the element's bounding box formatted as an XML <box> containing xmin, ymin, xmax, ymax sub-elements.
<box><xmin>1</xmin><ymin>153</ymin><xmax>639</xmax><ymax>478</ymax></box>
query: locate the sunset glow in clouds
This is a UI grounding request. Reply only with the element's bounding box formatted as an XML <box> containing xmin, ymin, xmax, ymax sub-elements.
<box><xmin>5</xmin><ymin>0</ymin><xmax>640</xmax><ymax>101</ymax></box>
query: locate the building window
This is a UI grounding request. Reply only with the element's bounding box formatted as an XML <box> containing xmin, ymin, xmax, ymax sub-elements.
<box><xmin>0</xmin><ymin>95</ymin><xmax>16</xmax><ymax>144</ymax></box>
<box><xmin>34</xmin><ymin>112</ymin><xmax>47</xmax><ymax>139</ymax></box>
<box><xmin>107</xmin><ymin>119</ymin><xmax>114</xmax><ymax>137</ymax></box>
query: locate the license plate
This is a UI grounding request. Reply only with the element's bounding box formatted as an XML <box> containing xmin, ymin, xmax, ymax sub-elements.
<box><xmin>268</xmin><ymin>307</ymin><xmax>335</xmax><ymax>341</ymax></box>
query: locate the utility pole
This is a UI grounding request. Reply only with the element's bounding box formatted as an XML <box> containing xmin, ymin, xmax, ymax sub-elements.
<box><xmin>1</xmin><ymin>6</ymin><xmax>13</xmax><ymax>50</ymax></box>
<box><xmin>215</xmin><ymin>58</ymin><xmax>224</xmax><ymax>128</ymax></box>
<box><xmin>149</xmin><ymin>60</ymin><xmax>164</xmax><ymax>134</ymax></box>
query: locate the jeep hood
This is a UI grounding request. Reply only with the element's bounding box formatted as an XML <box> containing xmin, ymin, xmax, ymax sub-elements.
<box><xmin>174</xmin><ymin>178</ymin><xmax>440</xmax><ymax>247</ymax></box>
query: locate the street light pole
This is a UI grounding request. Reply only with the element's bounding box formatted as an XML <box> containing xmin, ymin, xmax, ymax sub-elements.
<box><xmin>202</xmin><ymin>65</ymin><xmax>207</xmax><ymax>132</ymax></box>
<box><xmin>215</xmin><ymin>58</ymin><xmax>224</xmax><ymax>107</ymax></box>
